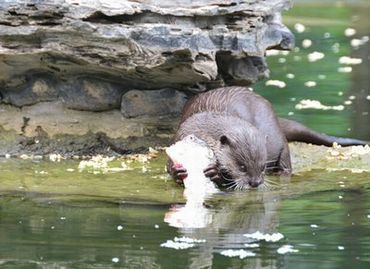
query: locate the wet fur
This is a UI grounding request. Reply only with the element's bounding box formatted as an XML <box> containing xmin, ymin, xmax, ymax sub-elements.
<box><xmin>175</xmin><ymin>112</ymin><xmax>267</xmax><ymax>188</ymax></box>
<box><xmin>171</xmin><ymin>86</ymin><xmax>368</xmax><ymax>188</ymax></box>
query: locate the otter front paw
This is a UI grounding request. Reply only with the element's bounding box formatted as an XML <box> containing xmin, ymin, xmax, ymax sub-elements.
<box><xmin>204</xmin><ymin>164</ymin><xmax>222</xmax><ymax>185</ymax></box>
<box><xmin>171</xmin><ymin>165</ymin><xmax>188</xmax><ymax>185</ymax></box>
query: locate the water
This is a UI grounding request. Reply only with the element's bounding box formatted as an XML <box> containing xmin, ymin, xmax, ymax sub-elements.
<box><xmin>1</xmin><ymin>2</ymin><xmax>370</xmax><ymax>269</ymax></box>
<box><xmin>254</xmin><ymin>1</ymin><xmax>370</xmax><ymax>140</ymax></box>
<box><xmin>0</xmin><ymin>148</ymin><xmax>369</xmax><ymax>268</ymax></box>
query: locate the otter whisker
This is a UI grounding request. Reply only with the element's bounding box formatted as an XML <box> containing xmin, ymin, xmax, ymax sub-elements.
<box><xmin>222</xmin><ymin>176</ymin><xmax>234</xmax><ymax>182</ymax></box>
<box><xmin>266</xmin><ymin>159</ymin><xmax>278</xmax><ymax>164</ymax></box>
<box><xmin>219</xmin><ymin>169</ymin><xmax>234</xmax><ymax>181</ymax></box>
<box><xmin>233</xmin><ymin>179</ymin><xmax>250</xmax><ymax>191</ymax></box>
<box><xmin>241</xmin><ymin>184</ymin><xmax>251</xmax><ymax>190</ymax></box>
<box><xmin>222</xmin><ymin>180</ymin><xmax>235</xmax><ymax>186</ymax></box>
<box><xmin>223</xmin><ymin>180</ymin><xmax>237</xmax><ymax>188</ymax></box>
<box><xmin>259</xmin><ymin>183</ymin><xmax>269</xmax><ymax>190</ymax></box>
<box><xmin>226</xmin><ymin>179</ymin><xmax>241</xmax><ymax>190</ymax></box>
<box><xmin>262</xmin><ymin>181</ymin><xmax>275</xmax><ymax>190</ymax></box>
<box><xmin>226</xmin><ymin>182</ymin><xmax>238</xmax><ymax>190</ymax></box>
<box><xmin>265</xmin><ymin>165</ymin><xmax>281</xmax><ymax>172</ymax></box>
<box><xmin>236</xmin><ymin>183</ymin><xmax>242</xmax><ymax>191</ymax></box>
<box><xmin>265</xmin><ymin>164</ymin><xmax>280</xmax><ymax>169</ymax></box>
<box><xmin>264</xmin><ymin>178</ymin><xmax>279</xmax><ymax>186</ymax></box>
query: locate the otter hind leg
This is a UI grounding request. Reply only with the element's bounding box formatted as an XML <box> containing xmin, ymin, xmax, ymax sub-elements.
<box><xmin>276</xmin><ymin>144</ymin><xmax>292</xmax><ymax>175</ymax></box>
<box><xmin>266</xmin><ymin>144</ymin><xmax>292</xmax><ymax>176</ymax></box>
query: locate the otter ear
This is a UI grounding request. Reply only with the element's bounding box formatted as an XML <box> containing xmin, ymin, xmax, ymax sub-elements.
<box><xmin>220</xmin><ymin>135</ymin><xmax>230</xmax><ymax>145</ymax></box>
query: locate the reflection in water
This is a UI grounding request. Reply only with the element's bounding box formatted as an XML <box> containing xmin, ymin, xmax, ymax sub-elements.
<box><xmin>164</xmin><ymin>190</ymin><xmax>285</xmax><ymax>269</ymax></box>
<box><xmin>0</xmin><ymin>171</ymin><xmax>370</xmax><ymax>268</ymax></box>
<box><xmin>164</xmin><ymin>203</ymin><xmax>213</xmax><ymax>229</ymax></box>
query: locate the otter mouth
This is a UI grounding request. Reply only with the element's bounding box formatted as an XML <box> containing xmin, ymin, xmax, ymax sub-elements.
<box><xmin>220</xmin><ymin>169</ymin><xmax>233</xmax><ymax>181</ymax></box>
<box><xmin>218</xmin><ymin>169</ymin><xmax>237</xmax><ymax>189</ymax></box>
<box><xmin>218</xmin><ymin>168</ymin><xmax>265</xmax><ymax>190</ymax></box>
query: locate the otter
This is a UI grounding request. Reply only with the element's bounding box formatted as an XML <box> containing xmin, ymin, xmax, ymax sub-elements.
<box><xmin>174</xmin><ymin>112</ymin><xmax>268</xmax><ymax>189</ymax></box>
<box><xmin>168</xmin><ymin>87</ymin><xmax>368</xmax><ymax>189</ymax></box>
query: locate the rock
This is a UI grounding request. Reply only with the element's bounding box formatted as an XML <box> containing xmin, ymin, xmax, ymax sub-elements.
<box><xmin>60</xmin><ymin>77</ymin><xmax>124</xmax><ymax>111</ymax></box>
<box><xmin>0</xmin><ymin>0</ymin><xmax>294</xmax><ymax>155</ymax></box>
<box><xmin>0</xmin><ymin>0</ymin><xmax>293</xmax><ymax>95</ymax></box>
<box><xmin>121</xmin><ymin>89</ymin><xmax>187</xmax><ymax>118</ymax></box>
<box><xmin>1</xmin><ymin>76</ymin><xmax>58</xmax><ymax>107</ymax></box>
<box><xmin>216</xmin><ymin>54</ymin><xmax>269</xmax><ymax>85</ymax></box>
<box><xmin>0</xmin><ymin>101</ymin><xmax>177</xmax><ymax>156</ymax></box>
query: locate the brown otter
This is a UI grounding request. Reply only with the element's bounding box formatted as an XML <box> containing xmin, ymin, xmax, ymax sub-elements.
<box><xmin>174</xmin><ymin>112</ymin><xmax>268</xmax><ymax>188</ymax></box>
<box><xmin>168</xmin><ymin>86</ymin><xmax>368</xmax><ymax>189</ymax></box>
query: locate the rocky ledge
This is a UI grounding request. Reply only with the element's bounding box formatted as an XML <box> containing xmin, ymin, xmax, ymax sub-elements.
<box><xmin>0</xmin><ymin>0</ymin><xmax>293</xmax><ymax>156</ymax></box>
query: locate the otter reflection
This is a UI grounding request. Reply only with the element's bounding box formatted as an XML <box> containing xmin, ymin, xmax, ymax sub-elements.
<box><xmin>164</xmin><ymin>188</ymin><xmax>288</xmax><ymax>269</ymax></box>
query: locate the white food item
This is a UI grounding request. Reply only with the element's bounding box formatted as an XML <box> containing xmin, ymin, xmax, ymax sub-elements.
<box><xmin>166</xmin><ymin>135</ymin><xmax>218</xmax><ymax>203</ymax></box>
<box><xmin>165</xmin><ymin>135</ymin><xmax>219</xmax><ymax>228</ymax></box>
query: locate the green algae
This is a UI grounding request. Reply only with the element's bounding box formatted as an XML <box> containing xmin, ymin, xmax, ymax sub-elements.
<box><xmin>0</xmin><ymin>143</ymin><xmax>369</xmax><ymax>205</ymax></box>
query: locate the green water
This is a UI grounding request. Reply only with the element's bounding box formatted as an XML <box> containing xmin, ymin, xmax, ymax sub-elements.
<box><xmin>254</xmin><ymin>1</ymin><xmax>370</xmax><ymax>140</ymax></box>
<box><xmin>0</xmin><ymin>155</ymin><xmax>369</xmax><ymax>269</ymax></box>
<box><xmin>1</xmin><ymin>2</ymin><xmax>370</xmax><ymax>269</ymax></box>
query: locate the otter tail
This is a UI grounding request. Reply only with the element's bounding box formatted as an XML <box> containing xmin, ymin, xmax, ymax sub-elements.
<box><xmin>278</xmin><ymin>118</ymin><xmax>368</xmax><ymax>147</ymax></box>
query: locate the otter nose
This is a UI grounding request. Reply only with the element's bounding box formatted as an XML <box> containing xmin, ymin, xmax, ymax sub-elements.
<box><xmin>249</xmin><ymin>178</ymin><xmax>263</xmax><ymax>188</ymax></box>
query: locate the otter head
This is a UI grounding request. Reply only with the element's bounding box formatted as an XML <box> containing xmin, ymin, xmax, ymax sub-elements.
<box><xmin>214</xmin><ymin>127</ymin><xmax>267</xmax><ymax>189</ymax></box>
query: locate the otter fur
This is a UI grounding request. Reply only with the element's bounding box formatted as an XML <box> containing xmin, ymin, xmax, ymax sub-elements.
<box><xmin>168</xmin><ymin>87</ymin><xmax>368</xmax><ymax>189</ymax></box>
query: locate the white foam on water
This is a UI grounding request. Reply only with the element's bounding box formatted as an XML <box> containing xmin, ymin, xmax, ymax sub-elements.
<box><xmin>160</xmin><ymin>240</ymin><xmax>195</xmax><ymax>250</ymax></box>
<box><xmin>220</xmin><ymin>249</ymin><xmax>256</xmax><ymax>259</ymax></box>
<box><xmin>112</xmin><ymin>257</ymin><xmax>119</xmax><ymax>263</ymax></box>
<box><xmin>344</xmin><ymin>28</ymin><xmax>356</xmax><ymax>37</ymax></box>
<box><xmin>244</xmin><ymin>243</ymin><xmax>260</xmax><ymax>248</ymax></box>
<box><xmin>294</xmin><ymin>23</ymin><xmax>305</xmax><ymax>33</ymax></box>
<box><xmin>277</xmin><ymin>245</ymin><xmax>299</xmax><ymax>254</ymax></box>
<box><xmin>308</xmin><ymin>51</ymin><xmax>325</xmax><ymax>62</ymax></box>
<box><xmin>304</xmin><ymin>81</ymin><xmax>317</xmax><ymax>87</ymax></box>
<box><xmin>295</xmin><ymin>99</ymin><xmax>344</xmax><ymax>111</ymax></box>
<box><xmin>265</xmin><ymin>80</ymin><xmax>286</xmax><ymax>88</ymax></box>
<box><xmin>302</xmin><ymin>39</ymin><xmax>312</xmax><ymax>48</ymax></box>
<box><xmin>174</xmin><ymin>236</ymin><xmax>206</xmax><ymax>243</ymax></box>
<box><xmin>243</xmin><ymin>231</ymin><xmax>284</xmax><ymax>242</ymax></box>
<box><xmin>160</xmin><ymin>236</ymin><xmax>206</xmax><ymax>250</ymax></box>
<box><xmin>339</xmin><ymin>56</ymin><xmax>362</xmax><ymax>65</ymax></box>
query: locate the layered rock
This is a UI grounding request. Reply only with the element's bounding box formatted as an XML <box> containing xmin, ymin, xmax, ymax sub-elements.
<box><xmin>0</xmin><ymin>0</ymin><xmax>294</xmax><ymax>155</ymax></box>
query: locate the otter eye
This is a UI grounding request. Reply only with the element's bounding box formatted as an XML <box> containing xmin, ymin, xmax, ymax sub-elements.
<box><xmin>240</xmin><ymin>165</ymin><xmax>247</xmax><ymax>172</ymax></box>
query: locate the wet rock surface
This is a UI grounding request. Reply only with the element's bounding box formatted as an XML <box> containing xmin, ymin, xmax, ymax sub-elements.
<box><xmin>0</xmin><ymin>0</ymin><xmax>293</xmax><ymax>155</ymax></box>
